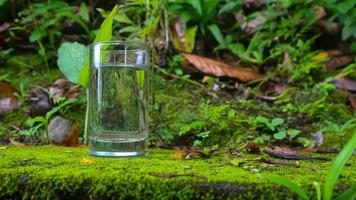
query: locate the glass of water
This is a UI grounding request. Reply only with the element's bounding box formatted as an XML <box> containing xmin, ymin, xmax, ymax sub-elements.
<box><xmin>88</xmin><ymin>41</ymin><xmax>150</xmax><ymax>157</ymax></box>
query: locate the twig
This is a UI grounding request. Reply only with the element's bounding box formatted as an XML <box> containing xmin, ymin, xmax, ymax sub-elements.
<box><xmin>154</xmin><ymin>65</ymin><xmax>206</xmax><ymax>88</ymax></box>
<box><xmin>260</xmin><ymin>158</ymin><xmax>300</xmax><ymax>168</ymax></box>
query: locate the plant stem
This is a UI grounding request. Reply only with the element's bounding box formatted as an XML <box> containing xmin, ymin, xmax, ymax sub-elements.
<box><xmin>84</xmin><ymin>89</ymin><xmax>89</xmax><ymax>145</ymax></box>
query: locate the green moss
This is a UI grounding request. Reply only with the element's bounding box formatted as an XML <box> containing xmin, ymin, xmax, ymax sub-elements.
<box><xmin>0</xmin><ymin>146</ymin><xmax>355</xmax><ymax>199</ymax></box>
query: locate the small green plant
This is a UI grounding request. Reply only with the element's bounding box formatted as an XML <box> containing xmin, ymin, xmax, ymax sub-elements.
<box><xmin>19</xmin><ymin>98</ymin><xmax>77</xmax><ymax>142</ymax></box>
<box><xmin>261</xmin><ymin>133</ymin><xmax>356</xmax><ymax>200</ymax></box>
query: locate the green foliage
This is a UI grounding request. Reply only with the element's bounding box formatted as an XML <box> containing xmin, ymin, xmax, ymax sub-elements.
<box><xmin>318</xmin><ymin>0</ymin><xmax>356</xmax><ymax>51</ymax></box>
<box><xmin>13</xmin><ymin>0</ymin><xmax>89</xmax><ymax>47</ymax></box>
<box><xmin>78</xmin><ymin>5</ymin><xmax>119</xmax><ymax>88</ymax></box>
<box><xmin>262</xmin><ymin>134</ymin><xmax>356</xmax><ymax>200</ymax></box>
<box><xmin>19</xmin><ymin>98</ymin><xmax>77</xmax><ymax>141</ymax></box>
<box><xmin>57</xmin><ymin>42</ymin><xmax>87</xmax><ymax>84</ymax></box>
<box><xmin>260</xmin><ymin>174</ymin><xmax>309</xmax><ymax>200</ymax></box>
<box><xmin>323</xmin><ymin>133</ymin><xmax>356</xmax><ymax>200</ymax></box>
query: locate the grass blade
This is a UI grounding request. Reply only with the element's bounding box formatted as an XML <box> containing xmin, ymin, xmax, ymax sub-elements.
<box><xmin>323</xmin><ymin>133</ymin><xmax>356</xmax><ymax>200</ymax></box>
<box><xmin>335</xmin><ymin>184</ymin><xmax>356</xmax><ymax>200</ymax></box>
<box><xmin>260</xmin><ymin>173</ymin><xmax>309</xmax><ymax>200</ymax></box>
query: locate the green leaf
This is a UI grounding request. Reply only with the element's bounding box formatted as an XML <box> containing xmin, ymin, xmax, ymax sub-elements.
<box><xmin>57</xmin><ymin>42</ymin><xmax>87</xmax><ymax>84</ymax></box>
<box><xmin>313</xmin><ymin>182</ymin><xmax>321</xmax><ymax>200</ymax></box>
<box><xmin>287</xmin><ymin>129</ymin><xmax>301</xmax><ymax>138</ymax></box>
<box><xmin>281</xmin><ymin>0</ymin><xmax>293</xmax><ymax>8</ymax></box>
<box><xmin>323</xmin><ymin>133</ymin><xmax>356</xmax><ymax>200</ymax></box>
<box><xmin>191</xmin><ymin>0</ymin><xmax>202</xmax><ymax>15</ymax></box>
<box><xmin>186</xmin><ymin>26</ymin><xmax>198</xmax><ymax>53</ymax></box>
<box><xmin>335</xmin><ymin>184</ymin><xmax>356</xmax><ymax>200</ymax></box>
<box><xmin>78</xmin><ymin>5</ymin><xmax>119</xmax><ymax>88</ymax></box>
<box><xmin>219</xmin><ymin>1</ymin><xmax>241</xmax><ymax>15</ymax></box>
<box><xmin>118</xmin><ymin>26</ymin><xmax>141</xmax><ymax>33</ymax></box>
<box><xmin>114</xmin><ymin>12</ymin><xmax>134</xmax><ymax>24</ymax></box>
<box><xmin>271</xmin><ymin>118</ymin><xmax>284</xmax><ymax>127</ymax></box>
<box><xmin>228</xmin><ymin>43</ymin><xmax>245</xmax><ymax>58</ymax></box>
<box><xmin>80</xmin><ymin>2</ymin><xmax>90</xmax><ymax>22</ymax></box>
<box><xmin>260</xmin><ymin>174</ymin><xmax>309</xmax><ymax>200</ymax></box>
<box><xmin>273</xmin><ymin>129</ymin><xmax>287</xmax><ymax>140</ymax></box>
<box><xmin>0</xmin><ymin>0</ymin><xmax>8</xmax><ymax>7</ymax></box>
<box><xmin>208</xmin><ymin>24</ymin><xmax>225</xmax><ymax>46</ymax></box>
<box><xmin>29</xmin><ymin>27</ymin><xmax>46</xmax><ymax>42</ymax></box>
<box><xmin>297</xmin><ymin>137</ymin><xmax>311</xmax><ymax>147</ymax></box>
<box><xmin>337</xmin><ymin>0</ymin><xmax>356</xmax><ymax>14</ymax></box>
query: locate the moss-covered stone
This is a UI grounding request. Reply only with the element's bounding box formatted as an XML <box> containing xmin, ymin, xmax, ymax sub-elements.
<box><xmin>0</xmin><ymin>146</ymin><xmax>355</xmax><ymax>199</ymax></box>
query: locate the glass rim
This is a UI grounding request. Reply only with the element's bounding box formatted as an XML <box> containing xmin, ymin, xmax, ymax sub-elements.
<box><xmin>91</xmin><ymin>40</ymin><xmax>149</xmax><ymax>51</ymax></box>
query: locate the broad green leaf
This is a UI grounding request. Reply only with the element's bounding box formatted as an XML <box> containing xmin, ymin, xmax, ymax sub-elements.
<box><xmin>57</xmin><ymin>42</ymin><xmax>87</xmax><ymax>84</ymax></box>
<box><xmin>335</xmin><ymin>184</ymin><xmax>356</xmax><ymax>200</ymax></box>
<box><xmin>324</xmin><ymin>133</ymin><xmax>356</xmax><ymax>200</ymax></box>
<box><xmin>78</xmin><ymin>5</ymin><xmax>119</xmax><ymax>88</ymax></box>
<box><xmin>136</xmin><ymin>70</ymin><xmax>145</xmax><ymax>88</ymax></box>
<box><xmin>80</xmin><ymin>2</ymin><xmax>90</xmax><ymax>22</ymax></box>
<box><xmin>260</xmin><ymin>174</ymin><xmax>309</xmax><ymax>200</ymax></box>
<box><xmin>273</xmin><ymin>129</ymin><xmax>287</xmax><ymax>140</ymax></box>
<box><xmin>208</xmin><ymin>24</ymin><xmax>225</xmax><ymax>46</ymax></box>
<box><xmin>297</xmin><ymin>137</ymin><xmax>311</xmax><ymax>147</ymax></box>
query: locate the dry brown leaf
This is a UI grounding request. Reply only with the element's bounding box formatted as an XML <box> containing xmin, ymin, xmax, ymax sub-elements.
<box><xmin>171</xmin><ymin>16</ymin><xmax>193</xmax><ymax>53</ymax></box>
<box><xmin>265</xmin><ymin>146</ymin><xmax>330</xmax><ymax>161</ymax></box>
<box><xmin>326</xmin><ymin>55</ymin><xmax>353</xmax><ymax>69</ymax></box>
<box><xmin>49</xmin><ymin>79</ymin><xmax>79</xmax><ymax>104</ymax></box>
<box><xmin>246</xmin><ymin>142</ymin><xmax>261</xmax><ymax>154</ymax></box>
<box><xmin>182</xmin><ymin>53</ymin><xmax>263</xmax><ymax>82</ymax></box>
<box><xmin>348</xmin><ymin>94</ymin><xmax>356</xmax><ymax>111</ymax></box>
<box><xmin>9</xmin><ymin>138</ymin><xmax>25</xmax><ymax>146</ymax></box>
<box><xmin>333</xmin><ymin>77</ymin><xmax>356</xmax><ymax>92</ymax></box>
<box><xmin>0</xmin><ymin>82</ymin><xmax>16</xmax><ymax>97</ymax></box>
<box><xmin>182</xmin><ymin>149</ymin><xmax>208</xmax><ymax>159</ymax></box>
<box><xmin>60</xmin><ymin>123</ymin><xmax>80</xmax><ymax>147</ymax></box>
<box><xmin>0</xmin><ymin>96</ymin><xmax>21</xmax><ymax>116</ymax></box>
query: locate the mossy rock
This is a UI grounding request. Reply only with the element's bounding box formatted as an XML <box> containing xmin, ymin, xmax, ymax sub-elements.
<box><xmin>0</xmin><ymin>146</ymin><xmax>355</xmax><ymax>199</ymax></box>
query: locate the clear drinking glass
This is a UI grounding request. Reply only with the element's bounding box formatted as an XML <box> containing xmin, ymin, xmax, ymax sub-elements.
<box><xmin>88</xmin><ymin>41</ymin><xmax>150</xmax><ymax>157</ymax></box>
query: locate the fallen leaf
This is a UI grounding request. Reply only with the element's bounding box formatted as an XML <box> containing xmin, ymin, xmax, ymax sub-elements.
<box><xmin>228</xmin><ymin>148</ymin><xmax>243</xmax><ymax>157</ymax></box>
<box><xmin>0</xmin><ymin>96</ymin><xmax>21</xmax><ymax>116</ymax></box>
<box><xmin>333</xmin><ymin>77</ymin><xmax>356</xmax><ymax>92</ymax></box>
<box><xmin>9</xmin><ymin>138</ymin><xmax>25</xmax><ymax>146</ymax></box>
<box><xmin>246</xmin><ymin>142</ymin><xmax>261</xmax><ymax>154</ymax></box>
<box><xmin>182</xmin><ymin>53</ymin><xmax>263</xmax><ymax>82</ymax></box>
<box><xmin>265</xmin><ymin>146</ymin><xmax>330</xmax><ymax>161</ymax></box>
<box><xmin>348</xmin><ymin>94</ymin><xmax>356</xmax><ymax>111</ymax></box>
<box><xmin>302</xmin><ymin>145</ymin><xmax>314</xmax><ymax>153</ymax></box>
<box><xmin>260</xmin><ymin>158</ymin><xmax>300</xmax><ymax>168</ymax></box>
<box><xmin>315</xmin><ymin>147</ymin><xmax>339</xmax><ymax>154</ymax></box>
<box><xmin>171</xmin><ymin>16</ymin><xmax>196</xmax><ymax>53</ymax></box>
<box><xmin>81</xmin><ymin>158</ymin><xmax>95</xmax><ymax>164</ymax></box>
<box><xmin>313</xmin><ymin>51</ymin><xmax>328</xmax><ymax>61</ymax></box>
<box><xmin>182</xmin><ymin>149</ymin><xmax>208</xmax><ymax>159</ymax></box>
<box><xmin>26</xmin><ymin>87</ymin><xmax>52</xmax><ymax>117</ymax></box>
<box><xmin>326</xmin><ymin>55</ymin><xmax>353</xmax><ymax>70</ymax></box>
<box><xmin>60</xmin><ymin>122</ymin><xmax>80</xmax><ymax>147</ymax></box>
<box><xmin>240</xmin><ymin>15</ymin><xmax>265</xmax><ymax>34</ymax></box>
<box><xmin>0</xmin><ymin>82</ymin><xmax>16</xmax><ymax>97</ymax></box>
<box><xmin>49</xmin><ymin>79</ymin><xmax>79</xmax><ymax>104</ymax></box>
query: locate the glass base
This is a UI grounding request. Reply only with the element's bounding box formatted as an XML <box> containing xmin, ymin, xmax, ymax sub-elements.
<box><xmin>88</xmin><ymin>136</ymin><xmax>148</xmax><ymax>157</ymax></box>
<box><xmin>89</xmin><ymin>150</ymin><xmax>148</xmax><ymax>157</ymax></box>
